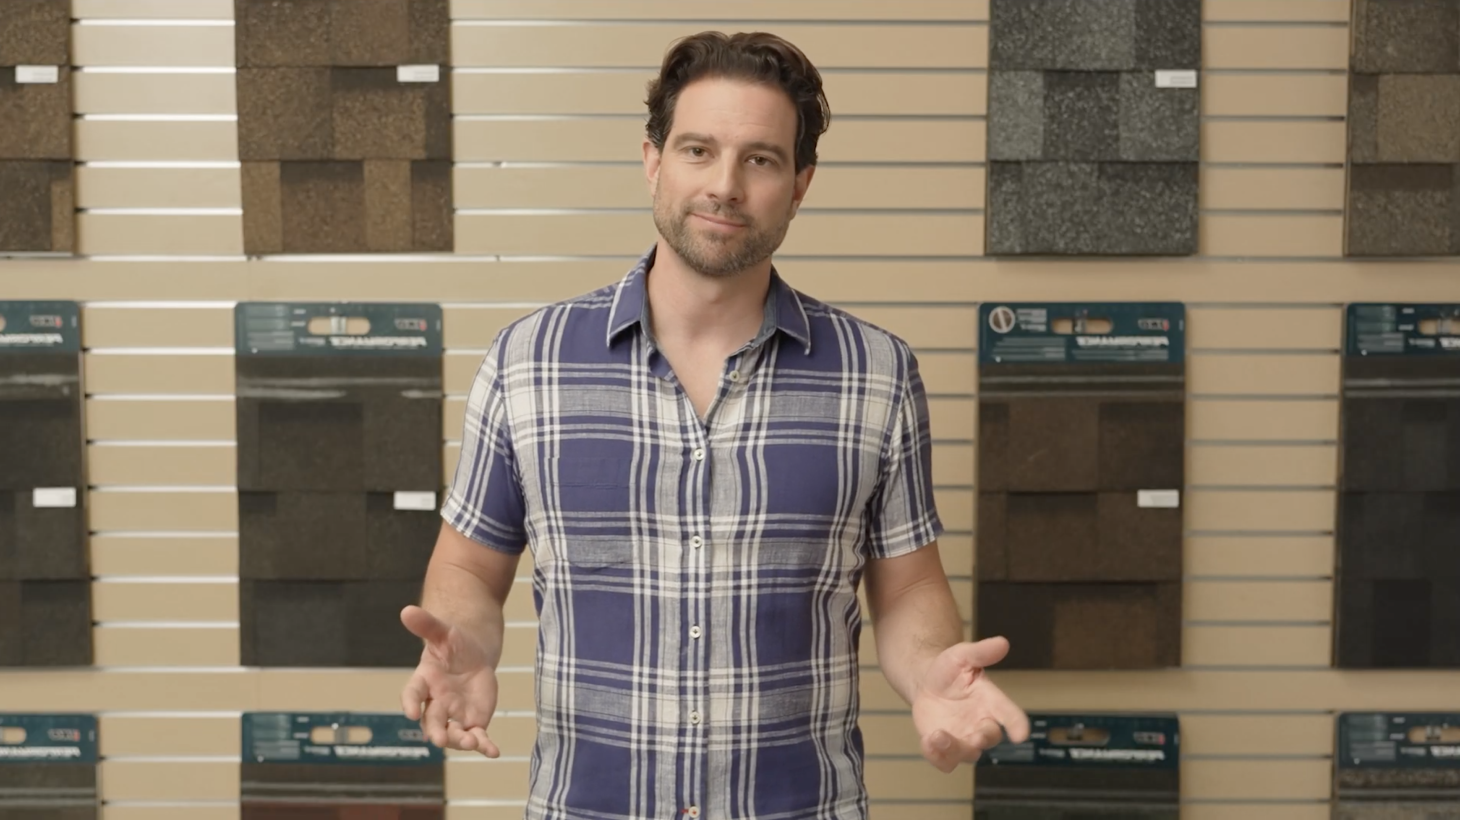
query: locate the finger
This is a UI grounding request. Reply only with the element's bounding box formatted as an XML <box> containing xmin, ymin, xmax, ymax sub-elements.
<box><xmin>400</xmin><ymin>673</ymin><xmax>429</xmax><ymax>721</ymax></box>
<box><xmin>401</xmin><ymin>605</ymin><xmax>452</xmax><ymax>648</ymax></box>
<box><xmin>422</xmin><ymin>698</ymin><xmax>451</xmax><ymax>749</ymax></box>
<box><xmin>955</xmin><ymin>636</ymin><xmax>1011</xmax><ymax>670</ymax></box>
<box><xmin>994</xmin><ymin>698</ymin><xmax>1032</xmax><ymax>744</ymax></box>
<box><xmin>445</xmin><ymin>721</ymin><xmax>476</xmax><ymax>751</ymax></box>
<box><xmin>966</xmin><ymin>717</ymin><xmax>1006</xmax><ymax>753</ymax></box>
<box><xmin>468</xmin><ymin>726</ymin><xmax>500</xmax><ymax>759</ymax></box>
<box><xmin>920</xmin><ymin>730</ymin><xmax>960</xmax><ymax>774</ymax></box>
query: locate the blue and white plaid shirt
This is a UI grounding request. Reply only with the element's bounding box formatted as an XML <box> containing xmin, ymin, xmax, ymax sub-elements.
<box><xmin>442</xmin><ymin>246</ymin><xmax>943</xmax><ymax>820</ymax></box>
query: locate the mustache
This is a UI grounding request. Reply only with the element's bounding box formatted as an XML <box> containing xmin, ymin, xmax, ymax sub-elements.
<box><xmin>683</xmin><ymin>202</ymin><xmax>749</xmax><ymax>225</ymax></box>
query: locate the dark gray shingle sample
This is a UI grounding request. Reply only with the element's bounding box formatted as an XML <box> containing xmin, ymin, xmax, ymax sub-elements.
<box><xmin>0</xmin><ymin>0</ymin><xmax>70</xmax><ymax>67</ymax></box>
<box><xmin>1043</xmin><ymin>71</ymin><xmax>1121</xmax><ymax>160</ymax></box>
<box><xmin>1352</xmin><ymin>0</ymin><xmax>1460</xmax><ymax>75</ymax></box>
<box><xmin>1375</xmin><ymin>74</ymin><xmax>1460</xmax><ymax>163</ymax></box>
<box><xmin>1119</xmin><ymin>73</ymin><xmax>1200</xmax><ymax>160</ymax></box>
<box><xmin>235</xmin><ymin>68</ymin><xmax>334</xmax><ymax>162</ymax></box>
<box><xmin>987</xmin><ymin>71</ymin><xmax>1045</xmax><ymax>161</ymax></box>
<box><xmin>1134</xmin><ymin>0</ymin><xmax>1203</xmax><ymax>68</ymax></box>
<box><xmin>1098</xmin><ymin>161</ymin><xmax>1199</xmax><ymax>254</ymax></box>
<box><xmin>241</xmin><ymin>580</ymin><xmax>351</xmax><ymax>667</ymax></box>
<box><xmin>1346</xmin><ymin>163</ymin><xmax>1455</xmax><ymax>257</ymax></box>
<box><xmin>989</xmin><ymin>0</ymin><xmax>1139</xmax><ymax>70</ymax></box>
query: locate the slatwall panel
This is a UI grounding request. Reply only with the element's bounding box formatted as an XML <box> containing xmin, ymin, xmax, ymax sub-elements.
<box><xmin>1</xmin><ymin>0</ymin><xmax>1459</xmax><ymax>818</ymax></box>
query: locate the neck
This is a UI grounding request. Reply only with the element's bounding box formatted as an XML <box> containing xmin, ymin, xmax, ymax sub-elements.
<box><xmin>645</xmin><ymin>243</ymin><xmax>772</xmax><ymax>351</ymax></box>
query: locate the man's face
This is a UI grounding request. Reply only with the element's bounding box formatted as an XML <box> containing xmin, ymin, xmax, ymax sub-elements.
<box><xmin>645</xmin><ymin>77</ymin><xmax>814</xmax><ymax>279</ymax></box>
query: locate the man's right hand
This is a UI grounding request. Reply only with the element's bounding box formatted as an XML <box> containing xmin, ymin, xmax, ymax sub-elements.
<box><xmin>399</xmin><ymin>604</ymin><xmax>502</xmax><ymax>758</ymax></box>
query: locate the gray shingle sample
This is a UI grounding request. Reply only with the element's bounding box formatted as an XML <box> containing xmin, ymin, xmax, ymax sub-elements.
<box><xmin>1349</xmin><ymin>74</ymin><xmax>1380</xmax><ymax>163</ymax></box>
<box><xmin>987</xmin><ymin>72</ymin><xmax>1045</xmax><ymax>161</ymax></box>
<box><xmin>1375</xmin><ymin>74</ymin><xmax>1460</xmax><ymax>163</ymax></box>
<box><xmin>1119</xmin><ymin>73</ymin><xmax>1200</xmax><ymax>161</ymax></box>
<box><xmin>1352</xmin><ymin>0</ymin><xmax>1460</xmax><ymax>74</ymax></box>
<box><xmin>986</xmin><ymin>0</ymin><xmax>1201</xmax><ymax>256</ymax></box>
<box><xmin>1044</xmin><ymin>72</ymin><xmax>1121</xmax><ymax>160</ymax></box>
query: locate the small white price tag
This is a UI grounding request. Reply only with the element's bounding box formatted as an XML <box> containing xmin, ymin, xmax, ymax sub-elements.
<box><xmin>394</xmin><ymin>491</ymin><xmax>437</xmax><ymax>511</ymax></box>
<box><xmin>1137</xmin><ymin>489</ymin><xmax>1181</xmax><ymax>509</ymax></box>
<box><xmin>16</xmin><ymin>65</ymin><xmax>60</xmax><ymax>84</ymax></box>
<box><xmin>33</xmin><ymin>487</ymin><xmax>77</xmax><ymax>508</ymax></box>
<box><xmin>397</xmin><ymin>64</ymin><xmax>441</xmax><ymax>83</ymax></box>
<box><xmin>1155</xmin><ymin>69</ymin><xmax>1197</xmax><ymax>89</ymax></box>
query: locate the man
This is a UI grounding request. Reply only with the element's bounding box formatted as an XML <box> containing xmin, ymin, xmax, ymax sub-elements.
<box><xmin>399</xmin><ymin>30</ymin><xmax>1029</xmax><ymax>820</ymax></box>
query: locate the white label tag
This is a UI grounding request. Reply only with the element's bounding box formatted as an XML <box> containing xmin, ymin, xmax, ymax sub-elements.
<box><xmin>16</xmin><ymin>65</ymin><xmax>60</xmax><ymax>84</ymax></box>
<box><xmin>393</xmin><ymin>491</ymin><xmax>437</xmax><ymax>511</ymax></box>
<box><xmin>397</xmin><ymin>64</ymin><xmax>441</xmax><ymax>83</ymax></box>
<box><xmin>33</xmin><ymin>487</ymin><xmax>77</xmax><ymax>508</ymax></box>
<box><xmin>1155</xmin><ymin>69</ymin><xmax>1197</xmax><ymax>89</ymax></box>
<box><xmin>1137</xmin><ymin>489</ymin><xmax>1181</xmax><ymax>509</ymax></box>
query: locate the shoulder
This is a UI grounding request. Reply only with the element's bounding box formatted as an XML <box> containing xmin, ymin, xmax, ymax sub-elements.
<box><xmin>793</xmin><ymin>287</ymin><xmax>921</xmax><ymax>383</ymax></box>
<box><xmin>484</xmin><ymin>280</ymin><xmax>622</xmax><ymax>366</ymax></box>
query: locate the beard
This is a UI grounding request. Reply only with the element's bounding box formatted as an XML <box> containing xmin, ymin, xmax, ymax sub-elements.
<box><xmin>652</xmin><ymin>186</ymin><xmax>792</xmax><ymax>279</ymax></box>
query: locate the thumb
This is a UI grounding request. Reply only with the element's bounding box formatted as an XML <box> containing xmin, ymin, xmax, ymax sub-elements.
<box><xmin>401</xmin><ymin>605</ymin><xmax>452</xmax><ymax>648</ymax></box>
<box><xmin>923</xmin><ymin>637</ymin><xmax>1011</xmax><ymax>692</ymax></box>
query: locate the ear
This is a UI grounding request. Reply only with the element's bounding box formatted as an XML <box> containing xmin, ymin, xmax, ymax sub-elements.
<box><xmin>643</xmin><ymin>138</ymin><xmax>663</xmax><ymax>194</ymax></box>
<box><xmin>790</xmin><ymin>164</ymin><xmax>816</xmax><ymax>217</ymax></box>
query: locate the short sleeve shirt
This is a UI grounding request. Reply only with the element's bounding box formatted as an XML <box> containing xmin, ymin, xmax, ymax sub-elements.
<box><xmin>441</xmin><ymin>245</ymin><xmax>943</xmax><ymax>820</ymax></box>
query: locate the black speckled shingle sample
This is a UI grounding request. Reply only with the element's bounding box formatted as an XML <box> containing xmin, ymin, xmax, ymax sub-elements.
<box><xmin>988</xmin><ymin>161</ymin><xmax>1198</xmax><ymax>255</ymax></box>
<box><xmin>976</xmin><ymin>582</ymin><xmax>1182</xmax><ymax>669</ymax></box>
<box><xmin>987</xmin><ymin>0</ymin><xmax>1201</xmax><ymax>256</ymax></box>
<box><xmin>242</xmin><ymin>579</ymin><xmax>428</xmax><ymax>667</ymax></box>
<box><xmin>0</xmin><ymin>0</ymin><xmax>70</xmax><ymax>67</ymax></box>
<box><xmin>0</xmin><ymin>492</ymin><xmax>87</xmax><ymax>581</ymax></box>
<box><xmin>0</xmin><ymin>580</ymin><xmax>92</xmax><ymax>667</ymax></box>
<box><xmin>975</xmin><ymin>759</ymin><xmax>1179</xmax><ymax>820</ymax></box>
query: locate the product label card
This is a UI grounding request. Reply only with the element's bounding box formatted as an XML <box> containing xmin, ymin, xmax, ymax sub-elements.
<box><xmin>236</xmin><ymin>302</ymin><xmax>443</xmax><ymax>357</ymax></box>
<box><xmin>0</xmin><ymin>301</ymin><xmax>81</xmax><ymax>353</ymax></box>
<box><xmin>979</xmin><ymin>302</ymin><xmax>1186</xmax><ymax>365</ymax></box>
<box><xmin>1338</xmin><ymin>712</ymin><xmax>1460</xmax><ymax>769</ymax></box>
<box><xmin>981</xmin><ymin>713</ymin><xmax>1180</xmax><ymax>770</ymax></box>
<box><xmin>243</xmin><ymin>712</ymin><xmax>443</xmax><ymax>766</ymax></box>
<box><xmin>0</xmin><ymin>714</ymin><xmax>99</xmax><ymax>764</ymax></box>
<box><xmin>1347</xmin><ymin>303</ymin><xmax>1460</xmax><ymax>357</ymax></box>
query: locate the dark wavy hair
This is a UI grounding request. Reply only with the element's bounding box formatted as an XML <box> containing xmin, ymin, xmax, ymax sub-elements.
<box><xmin>645</xmin><ymin>31</ymin><xmax>831</xmax><ymax>173</ymax></box>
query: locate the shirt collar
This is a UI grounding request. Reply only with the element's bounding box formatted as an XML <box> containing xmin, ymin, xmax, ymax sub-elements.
<box><xmin>606</xmin><ymin>244</ymin><xmax>813</xmax><ymax>354</ymax></box>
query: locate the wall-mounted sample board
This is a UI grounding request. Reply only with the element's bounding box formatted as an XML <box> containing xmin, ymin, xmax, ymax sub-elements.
<box><xmin>1336</xmin><ymin>304</ymin><xmax>1460</xmax><ymax>669</ymax></box>
<box><xmin>0</xmin><ymin>0</ymin><xmax>75</xmax><ymax>254</ymax></box>
<box><xmin>234</xmin><ymin>302</ymin><xmax>444</xmax><ymax>668</ymax></box>
<box><xmin>974</xmin><ymin>712</ymin><xmax>1181</xmax><ymax>819</ymax></box>
<box><xmin>0</xmin><ymin>713</ymin><xmax>99</xmax><ymax>820</ymax></box>
<box><xmin>241</xmin><ymin>711</ymin><xmax>444</xmax><ymax>819</ymax></box>
<box><xmin>0</xmin><ymin>301</ymin><xmax>91</xmax><ymax>668</ymax></box>
<box><xmin>985</xmin><ymin>0</ymin><xmax>1202</xmax><ymax>256</ymax></box>
<box><xmin>1334</xmin><ymin>711</ymin><xmax>1460</xmax><ymax>818</ymax></box>
<box><xmin>1344</xmin><ymin>0</ymin><xmax>1460</xmax><ymax>257</ymax></box>
<box><xmin>976</xmin><ymin>302</ymin><xmax>1186</xmax><ymax>669</ymax></box>
<box><xmin>234</xmin><ymin>0</ymin><xmax>454</xmax><ymax>254</ymax></box>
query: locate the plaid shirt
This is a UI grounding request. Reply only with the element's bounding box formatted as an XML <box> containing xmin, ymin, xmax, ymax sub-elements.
<box><xmin>442</xmin><ymin>246</ymin><xmax>943</xmax><ymax>820</ymax></box>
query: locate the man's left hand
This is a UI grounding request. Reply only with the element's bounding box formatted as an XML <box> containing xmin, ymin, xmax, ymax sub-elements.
<box><xmin>911</xmin><ymin>636</ymin><xmax>1030</xmax><ymax>773</ymax></box>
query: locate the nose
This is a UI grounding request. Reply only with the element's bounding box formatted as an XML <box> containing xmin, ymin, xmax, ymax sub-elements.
<box><xmin>704</xmin><ymin>154</ymin><xmax>745</xmax><ymax>205</ymax></box>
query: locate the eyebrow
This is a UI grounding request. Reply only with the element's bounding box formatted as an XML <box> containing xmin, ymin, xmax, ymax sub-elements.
<box><xmin>671</xmin><ymin>132</ymin><xmax>791</xmax><ymax>164</ymax></box>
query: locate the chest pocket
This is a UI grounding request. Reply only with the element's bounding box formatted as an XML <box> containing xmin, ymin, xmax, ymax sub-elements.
<box><xmin>546</xmin><ymin>456</ymin><xmax>634</xmax><ymax>568</ymax></box>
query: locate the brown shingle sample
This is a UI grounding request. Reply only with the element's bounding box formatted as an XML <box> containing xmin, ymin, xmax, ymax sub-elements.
<box><xmin>976</xmin><ymin>315</ymin><xmax>1185</xmax><ymax>670</ymax></box>
<box><xmin>1347</xmin><ymin>0</ymin><xmax>1460</xmax><ymax>256</ymax></box>
<box><xmin>234</xmin><ymin>0</ymin><xmax>453</xmax><ymax>253</ymax></box>
<box><xmin>0</xmin><ymin>67</ymin><xmax>72</xmax><ymax>160</ymax></box>
<box><xmin>0</xmin><ymin>0</ymin><xmax>71</xmax><ymax>66</ymax></box>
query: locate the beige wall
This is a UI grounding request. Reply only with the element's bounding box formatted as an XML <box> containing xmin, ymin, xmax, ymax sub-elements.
<box><xmin>2</xmin><ymin>0</ymin><xmax>1459</xmax><ymax>817</ymax></box>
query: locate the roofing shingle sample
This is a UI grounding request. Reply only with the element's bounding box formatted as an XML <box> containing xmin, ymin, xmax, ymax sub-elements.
<box><xmin>0</xmin><ymin>163</ymin><xmax>55</xmax><ymax>252</ymax></box>
<box><xmin>235</xmin><ymin>0</ymin><xmax>333</xmax><ymax>68</ymax></box>
<box><xmin>331</xmin><ymin>68</ymin><xmax>428</xmax><ymax>160</ymax></box>
<box><xmin>240</xmin><ymin>161</ymin><xmax>284</xmax><ymax>254</ymax></box>
<box><xmin>329</xmin><ymin>0</ymin><xmax>412</xmax><ymax>66</ymax></box>
<box><xmin>1376</xmin><ymin>75</ymin><xmax>1460</xmax><ymax>163</ymax></box>
<box><xmin>1346</xmin><ymin>164</ymin><xmax>1455</xmax><ymax>257</ymax></box>
<box><xmin>235</xmin><ymin>68</ymin><xmax>335</xmax><ymax>162</ymax></box>
<box><xmin>411</xmin><ymin>160</ymin><xmax>454</xmax><ymax>252</ymax></box>
<box><xmin>278</xmin><ymin>160</ymin><xmax>367</xmax><ymax>254</ymax></box>
<box><xmin>987</xmin><ymin>0</ymin><xmax>1202</xmax><ymax>256</ymax></box>
<box><xmin>0</xmin><ymin>494</ymin><xmax>86</xmax><ymax>580</ymax></box>
<box><xmin>977</xmin><ymin>582</ymin><xmax>1181</xmax><ymax>669</ymax></box>
<box><xmin>1352</xmin><ymin>0</ymin><xmax>1460</xmax><ymax>74</ymax></box>
<box><xmin>0</xmin><ymin>67</ymin><xmax>73</xmax><ymax>160</ymax></box>
<box><xmin>0</xmin><ymin>0</ymin><xmax>71</xmax><ymax>66</ymax></box>
<box><xmin>0</xmin><ymin>581</ymin><xmax>91</xmax><ymax>667</ymax></box>
<box><xmin>407</xmin><ymin>0</ymin><xmax>451</xmax><ymax>64</ymax></box>
<box><xmin>364</xmin><ymin>160</ymin><xmax>414</xmax><ymax>251</ymax></box>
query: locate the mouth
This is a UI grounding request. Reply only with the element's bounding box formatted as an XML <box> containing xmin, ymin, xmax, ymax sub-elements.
<box><xmin>692</xmin><ymin>212</ymin><xmax>745</xmax><ymax>228</ymax></box>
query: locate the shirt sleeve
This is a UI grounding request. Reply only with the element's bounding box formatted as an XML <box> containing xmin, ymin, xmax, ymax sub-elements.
<box><xmin>440</xmin><ymin>331</ymin><xmax>528</xmax><ymax>554</ymax></box>
<box><xmin>863</xmin><ymin>345</ymin><xmax>944</xmax><ymax>561</ymax></box>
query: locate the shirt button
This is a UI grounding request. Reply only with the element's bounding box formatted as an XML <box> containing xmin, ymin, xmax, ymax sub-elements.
<box><xmin>688</xmin><ymin>808</ymin><xmax>700</xmax><ymax>818</ymax></box>
<box><xmin>690</xmin><ymin>625</ymin><xmax>702</xmax><ymax>639</ymax></box>
<box><xmin>690</xmin><ymin>535</ymin><xmax>703</xmax><ymax>549</ymax></box>
<box><xmin>690</xmin><ymin>711</ymin><xmax>701</xmax><ymax>725</ymax></box>
<box><xmin>693</xmin><ymin>448</ymin><xmax>704</xmax><ymax>461</ymax></box>
<box><xmin>728</xmin><ymin>370</ymin><xmax>740</xmax><ymax>382</ymax></box>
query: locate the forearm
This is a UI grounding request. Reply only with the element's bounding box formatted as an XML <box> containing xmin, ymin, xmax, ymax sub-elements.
<box><xmin>418</xmin><ymin>554</ymin><xmax>508</xmax><ymax>669</ymax></box>
<box><xmin>873</xmin><ymin>576</ymin><xmax>965</xmax><ymax>704</ymax></box>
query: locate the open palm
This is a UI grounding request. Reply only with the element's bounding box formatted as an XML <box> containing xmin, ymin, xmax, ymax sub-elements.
<box><xmin>399</xmin><ymin>605</ymin><xmax>502</xmax><ymax>757</ymax></box>
<box><xmin>911</xmin><ymin>636</ymin><xmax>1031</xmax><ymax>773</ymax></box>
